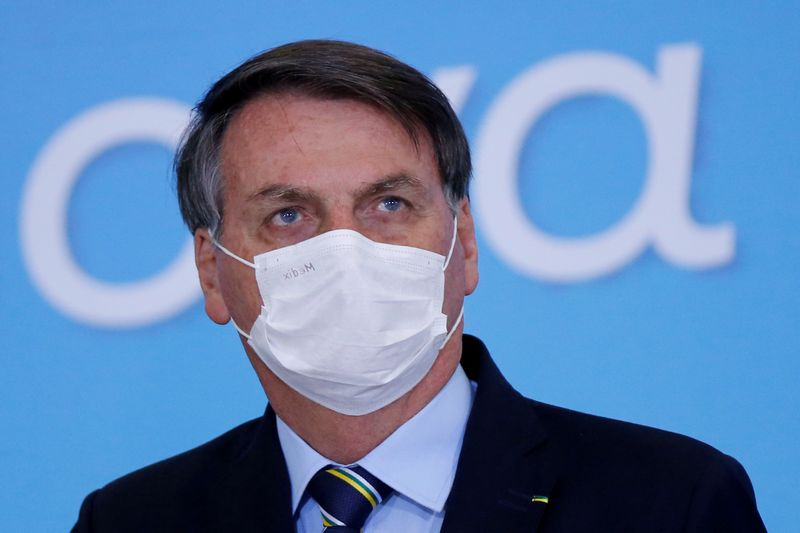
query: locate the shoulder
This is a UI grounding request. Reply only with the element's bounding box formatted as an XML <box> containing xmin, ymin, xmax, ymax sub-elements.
<box><xmin>531</xmin><ymin>399</ymin><xmax>723</xmax><ymax>468</ymax></box>
<box><xmin>463</xmin><ymin>335</ymin><xmax>755</xmax><ymax>503</ymax></box>
<box><xmin>457</xmin><ymin>336</ymin><xmax>765</xmax><ymax>530</ymax></box>
<box><xmin>524</xmin><ymin>400</ymin><xmax>765</xmax><ymax>531</ymax></box>
<box><xmin>105</xmin><ymin>416</ymin><xmax>261</xmax><ymax>495</ymax></box>
<box><xmin>72</xmin><ymin>416</ymin><xmax>265</xmax><ymax>532</ymax></box>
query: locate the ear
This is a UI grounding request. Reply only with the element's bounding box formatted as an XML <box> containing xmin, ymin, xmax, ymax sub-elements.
<box><xmin>194</xmin><ymin>228</ymin><xmax>232</xmax><ymax>325</ymax></box>
<box><xmin>457</xmin><ymin>199</ymin><xmax>479</xmax><ymax>295</ymax></box>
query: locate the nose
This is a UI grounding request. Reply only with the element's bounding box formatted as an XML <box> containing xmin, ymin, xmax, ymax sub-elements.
<box><xmin>318</xmin><ymin>202</ymin><xmax>360</xmax><ymax>235</ymax></box>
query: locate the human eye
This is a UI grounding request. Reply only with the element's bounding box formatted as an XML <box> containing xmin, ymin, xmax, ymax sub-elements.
<box><xmin>377</xmin><ymin>196</ymin><xmax>406</xmax><ymax>213</ymax></box>
<box><xmin>270</xmin><ymin>207</ymin><xmax>303</xmax><ymax>226</ymax></box>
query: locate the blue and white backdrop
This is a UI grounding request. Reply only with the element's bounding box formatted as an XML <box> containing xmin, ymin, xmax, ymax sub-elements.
<box><xmin>2</xmin><ymin>3</ymin><xmax>797</xmax><ymax>531</ymax></box>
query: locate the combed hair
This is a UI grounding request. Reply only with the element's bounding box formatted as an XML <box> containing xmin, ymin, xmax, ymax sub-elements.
<box><xmin>175</xmin><ymin>39</ymin><xmax>471</xmax><ymax>236</ymax></box>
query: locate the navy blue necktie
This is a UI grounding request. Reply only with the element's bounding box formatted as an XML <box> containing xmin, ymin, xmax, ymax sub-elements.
<box><xmin>308</xmin><ymin>465</ymin><xmax>393</xmax><ymax>532</ymax></box>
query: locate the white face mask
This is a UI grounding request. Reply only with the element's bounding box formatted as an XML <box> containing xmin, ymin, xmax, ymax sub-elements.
<box><xmin>213</xmin><ymin>218</ymin><xmax>463</xmax><ymax>416</ymax></box>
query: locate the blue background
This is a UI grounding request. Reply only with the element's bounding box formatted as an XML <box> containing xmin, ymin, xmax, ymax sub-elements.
<box><xmin>2</xmin><ymin>2</ymin><xmax>797</xmax><ymax>531</ymax></box>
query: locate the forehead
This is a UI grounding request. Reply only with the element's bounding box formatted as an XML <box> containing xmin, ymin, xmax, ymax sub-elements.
<box><xmin>219</xmin><ymin>92</ymin><xmax>438</xmax><ymax>191</ymax></box>
<box><xmin>226</xmin><ymin>91</ymin><xmax>421</xmax><ymax>147</ymax></box>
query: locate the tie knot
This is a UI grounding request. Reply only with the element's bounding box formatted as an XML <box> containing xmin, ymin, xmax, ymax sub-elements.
<box><xmin>308</xmin><ymin>465</ymin><xmax>393</xmax><ymax>532</ymax></box>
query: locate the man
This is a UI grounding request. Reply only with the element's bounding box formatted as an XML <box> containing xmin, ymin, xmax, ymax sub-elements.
<box><xmin>73</xmin><ymin>40</ymin><xmax>766</xmax><ymax>532</ymax></box>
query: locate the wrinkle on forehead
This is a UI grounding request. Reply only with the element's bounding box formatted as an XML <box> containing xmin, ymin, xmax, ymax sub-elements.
<box><xmin>224</xmin><ymin>91</ymin><xmax>425</xmax><ymax>159</ymax></box>
<box><xmin>219</xmin><ymin>93</ymin><xmax>442</xmax><ymax>214</ymax></box>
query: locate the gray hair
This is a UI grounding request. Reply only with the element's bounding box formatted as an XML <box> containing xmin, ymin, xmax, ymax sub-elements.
<box><xmin>175</xmin><ymin>39</ymin><xmax>472</xmax><ymax>236</ymax></box>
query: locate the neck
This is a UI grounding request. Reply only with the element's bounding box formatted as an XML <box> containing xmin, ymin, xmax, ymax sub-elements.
<box><xmin>249</xmin><ymin>332</ymin><xmax>463</xmax><ymax>464</ymax></box>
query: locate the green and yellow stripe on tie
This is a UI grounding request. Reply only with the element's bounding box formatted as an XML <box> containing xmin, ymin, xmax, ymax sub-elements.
<box><xmin>325</xmin><ymin>467</ymin><xmax>381</xmax><ymax>508</ymax></box>
<box><xmin>531</xmin><ymin>495</ymin><xmax>549</xmax><ymax>504</ymax></box>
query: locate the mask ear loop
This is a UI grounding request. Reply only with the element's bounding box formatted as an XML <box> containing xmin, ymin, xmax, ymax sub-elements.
<box><xmin>231</xmin><ymin>320</ymin><xmax>252</xmax><ymax>340</ymax></box>
<box><xmin>210</xmin><ymin>233</ymin><xmax>257</xmax><ymax>269</ymax></box>
<box><xmin>440</xmin><ymin>305</ymin><xmax>465</xmax><ymax>350</ymax></box>
<box><xmin>441</xmin><ymin>214</ymin><xmax>465</xmax><ymax>348</ymax></box>
<box><xmin>442</xmin><ymin>215</ymin><xmax>459</xmax><ymax>271</ymax></box>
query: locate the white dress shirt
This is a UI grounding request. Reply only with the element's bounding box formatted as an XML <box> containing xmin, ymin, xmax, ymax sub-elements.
<box><xmin>276</xmin><ymin>364</ymin><xmax>475</xmax><ymax>532</ymax></box>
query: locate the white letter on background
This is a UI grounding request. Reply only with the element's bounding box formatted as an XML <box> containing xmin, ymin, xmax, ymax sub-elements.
<box><xmin>431</xmin><ymin>66</ymin><xmax>477</xmax><ymax>115</ymax></box>
<box><xmin>473</xmin><ymin>44</ymin><xmax>735</xmax><ymax>282</ymax></box>
<box><xmin>20</xmin><ymin>98</ymin><xmax>198</xmax><ymax>327</ymax></box>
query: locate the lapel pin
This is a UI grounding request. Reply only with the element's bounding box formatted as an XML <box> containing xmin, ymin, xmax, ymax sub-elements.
<box><xmin>531</xmin><ymin>495</ymin><xmax>549</xmax><ymax>504</ymax></box>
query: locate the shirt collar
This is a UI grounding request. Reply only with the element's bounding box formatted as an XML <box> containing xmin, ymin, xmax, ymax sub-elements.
<box><xmin>276</xmin><ymin>364</ymin><xmax>475</xmax><ymax>513</ymax></box>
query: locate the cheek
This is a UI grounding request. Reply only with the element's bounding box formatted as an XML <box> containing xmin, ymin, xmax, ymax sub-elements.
<box><xmin>220</xmin><ymin>263</ymin><xmax>262</xmax><ymax>328</ymax></box>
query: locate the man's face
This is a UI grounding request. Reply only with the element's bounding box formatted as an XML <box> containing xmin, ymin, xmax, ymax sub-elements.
<box><xmin>195</xmin><ymin>92</ymin><xmax>478</xmax><ymax>414</ymax></box>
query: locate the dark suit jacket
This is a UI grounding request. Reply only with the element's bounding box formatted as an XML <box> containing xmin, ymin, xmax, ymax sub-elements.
<box><xmin>73</xmin><ymin>335</ymin><xmax>766</xmax><ymax>532</ymax></box>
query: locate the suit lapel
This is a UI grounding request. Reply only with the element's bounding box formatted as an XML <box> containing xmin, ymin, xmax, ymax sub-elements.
<box><xmin>216</xmin><ymin>406</ymin><xmax>295</xmax><ymax>532</ymax></box>
<box><xmin>442</xmin><ymin>336</ymin><xmax>562</xmax><ymax>533</ymax></box>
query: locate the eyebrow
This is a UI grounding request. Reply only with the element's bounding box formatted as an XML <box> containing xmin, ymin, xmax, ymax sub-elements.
<box><xmin>249</xmin><ymin>183</ymin><xmax>319</xmax><ymax>204</ymax></box>
<box><xmin>248</xmin><ymin>174</ymin><xmax>427</xmax><ymax>205</ymax></box>
<box><xmin>356</xmin><ymin>174</ymin><xmax>427</xmax><ymax>198</ymax></box>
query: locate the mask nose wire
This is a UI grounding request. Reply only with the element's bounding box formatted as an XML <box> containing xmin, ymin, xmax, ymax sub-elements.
<box><xmin>442</xmin><ymin>215</ymin><xmax>459</xmax><ymax>271</ymax></box>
